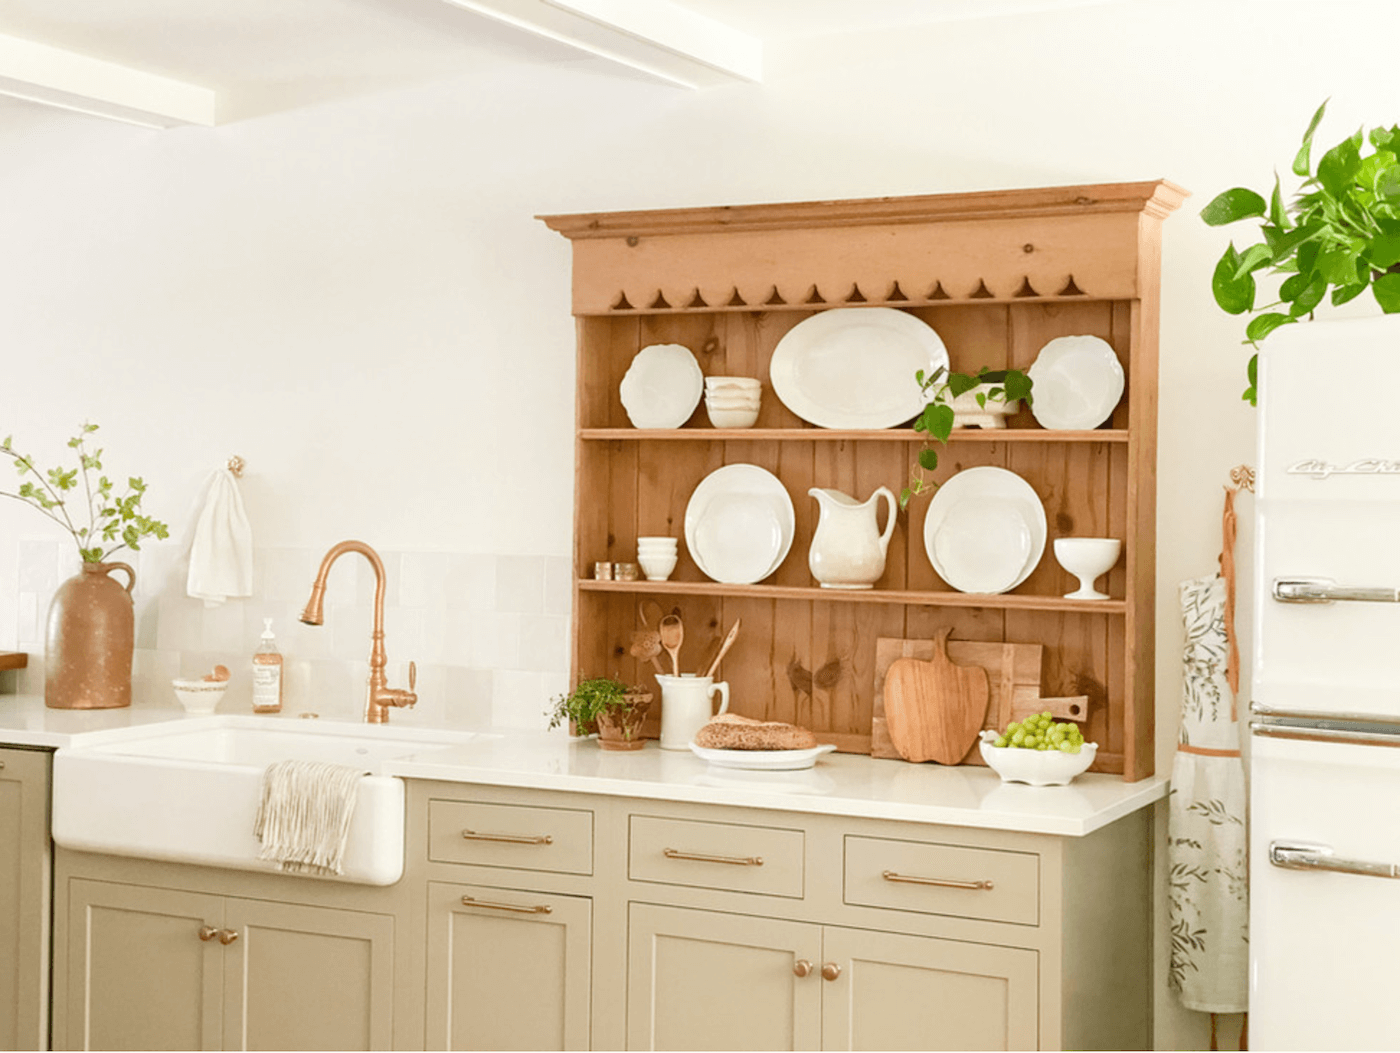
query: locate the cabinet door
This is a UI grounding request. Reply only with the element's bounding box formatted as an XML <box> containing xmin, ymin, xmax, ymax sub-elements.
<box><xmin>0</xmin><ymin>747</ymin><xmax>50</xmax><ymax>1052</ymax></box>
<box><xmin>425</xmin><ymin>882</ymin><xmax>591</xmax><ymax>1051</ymax></box>
<box><xmin>64</xmin><ymin>879</ymin><xmax>224</xmax><ymax>1051</ymax></box>
<box><xmin>222</xmin><ymin>897</ymin><xmax>395</xmax><ymax>1052</ymax></box>
<box><xmin>820</xmin><ymin>927</ymin><xmax>1038</xmax><ymax>1052</ymax></box>
<box><xmin>627</xmin><ymin>904</ymin><xmax>822</xmax><ymax>1052</ymax></box>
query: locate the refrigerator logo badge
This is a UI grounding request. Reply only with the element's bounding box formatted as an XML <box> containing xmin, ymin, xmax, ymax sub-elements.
<box><xmin>1287</xmin><ymin>459</ymin><xmax>1400</xmax><ymax>478</ymax></box>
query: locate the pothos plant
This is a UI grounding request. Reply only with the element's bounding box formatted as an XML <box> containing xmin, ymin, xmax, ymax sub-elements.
<box><xmin>1203</xmin><ymin>99</ymin><xmax>1400</xmax><ymax>404</ymax></box>
<box><xmin>899</xmin><ymin>366</ymin><xmax>1033</xmax><ymax>509</ymax></box>
<box><xmin>0</xmin><ymin>422</ymin><xmax>169</xmax><ymax>563</ymax></box>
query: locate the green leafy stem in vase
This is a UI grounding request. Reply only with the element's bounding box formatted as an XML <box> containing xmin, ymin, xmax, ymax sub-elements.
<box><xmin>899</xmin><ymin>366</ymin><xmax>1033</xmax><ymax>509</ymax></box>
<box><xmin>0</xmin><ymin>422</ymin><xmax>169</xmax><ymax>563</ymax></box>
<box><xmin>1203</xmin><ymin>98</ymin><xmax>1400</xmax><ymax>405</ymax></box>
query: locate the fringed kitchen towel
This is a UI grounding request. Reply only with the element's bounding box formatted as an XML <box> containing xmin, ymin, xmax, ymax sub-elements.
<box><xmin>186</xmin><ymin>467</ymin><xmax>253</xmax><ymax>607</ymax></box>
<box><xmin>1167</xmin><ymin>487</ymin><xmax>1249</xmax><ymax>1016</ymax></box>
<box><xmin>254</xmin><ymin>760</ymin><xmax>367</xmax><ymax>876</ymax></box>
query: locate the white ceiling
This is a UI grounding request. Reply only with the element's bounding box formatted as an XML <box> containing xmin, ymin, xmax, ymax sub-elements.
<box><xmin>0</xmin><ymin>0</ymin><xmax>1129</xmax><ymax>123</ymax></box>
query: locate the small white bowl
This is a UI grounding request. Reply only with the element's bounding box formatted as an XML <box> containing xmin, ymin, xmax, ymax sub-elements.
<box><xmin>637</xmin><ymin>541</ymin><xmax>679</xmax><ymax>553</ymax></box>
<box><xmin>705</xmin><ymin>376</ymin><xmax>761</xmax><ymax>392</ymax></box>
<box><xmin>639</xmin><ymin>553</ymin><xmax>678</xmax><ymax>581</ymax></box>
<box><xmin>704</xmin><ymin>395</ymin><xmax>761</xmax><ymax>410</ymax></box>
<box><xmin>978</xmin><ymin>732</ymin><xmax>1097</xmax><ymax>786</ymax></box>
<box><xmin>172</xmin><ymin>678</ymin><xmax>229</xmax><ymax>715</ymax></box>
<box><xmin>706</xmin><ymin>404</ymin><xmax>760</xmax><ymax>428</ymax></box>
<box><xmin>638</xmin><ymin>536</ymin><xmax>678</xmax><ymax>547</ymax></box>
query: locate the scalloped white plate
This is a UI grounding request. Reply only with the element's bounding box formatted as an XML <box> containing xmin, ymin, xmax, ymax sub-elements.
<box><xmin>619</xmin><ymin>344</ymin><xmax>703</xmax><ymax>429</ymax></box>
<box><xmin>1027</xmin><ymin>335</ymin><xmax>1124</xmax><ymax>430</ymax></box>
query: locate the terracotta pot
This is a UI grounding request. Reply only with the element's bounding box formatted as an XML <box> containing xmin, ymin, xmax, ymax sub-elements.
<box><xmin>44</xmin><ymin>561</ymin><xmax>136</xmax><ymax>710</ymax></box>
<box><xmin>596</xmin><ymin>694</ymin><xmax>652</xmax><ymax>751</ymax></box>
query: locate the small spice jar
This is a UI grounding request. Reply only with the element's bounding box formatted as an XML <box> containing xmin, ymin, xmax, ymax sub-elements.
<box><xmin>614</xmin><ymin>562</ymin><xmax>641</xmax><ymax>582</ymax></box>
<box><xmin>592</xmin><ymin>561</ymin><xmax>614</xmax><ymax>581</ymax></box>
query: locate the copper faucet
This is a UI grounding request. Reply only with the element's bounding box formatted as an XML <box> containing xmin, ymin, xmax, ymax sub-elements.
<box><xmin>300</xmin><ymin>540</ymin><xmax>417</xmax><ymax>724</ymax></box>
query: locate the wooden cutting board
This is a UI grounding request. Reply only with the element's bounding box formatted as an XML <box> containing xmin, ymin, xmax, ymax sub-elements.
<box><xmin>882</xmin><ymin>629</ymin><xmax>990</xmax><ymax>765</ymax></box>
<box><xmin>873</xmin><ymin>636</ymin><xmax>1089</xmax><ymax>764</ymax></box>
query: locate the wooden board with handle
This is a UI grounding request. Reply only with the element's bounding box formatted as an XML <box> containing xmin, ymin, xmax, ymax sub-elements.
<box><xmin>882</xmin><ymin>628</ymin><xmax>989</xmax><ymax>764</ymax></box>
<box><xmin>873</xmin><ymin>636</ymin><xmax>1088</xmax><ymax>764</ymax></box>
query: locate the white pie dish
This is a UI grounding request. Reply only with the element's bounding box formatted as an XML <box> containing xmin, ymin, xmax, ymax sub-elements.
<box><xmin>684</xmin><ymin>464</ymin><xmax>795</xmax><ymax>584</ymax></box>
<box><xmin>1027</xmin><ymin>335</ymin><xmax>1124</xmax><ymax>431</ymax></box>
<box><xmin>619</xmin><ymin>344</ymin><xmax>704</xmax><ymax>429</ymax></box>
<box><xmin>924</xmin><ymin>467</ymin><xmax>1046</xmax><ymax>593</ymax></box>
<box><xmin>769</xmin><ymin>307</ymin><xmax>949</xmax><ymax>429</ymax></box>
<box><xmin>688</xmin><ymin>742</ymin><xmax>837</xmax><ymax>771</ymax></box>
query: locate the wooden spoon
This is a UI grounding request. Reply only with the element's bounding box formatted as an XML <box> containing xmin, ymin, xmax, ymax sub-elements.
<box><xmin>629</xmin><ymin>630</ymin><xmax>665</xmax><ymax>674</ymax></box>
<box><xmin>658</xmin><ymin>613</ymin><xmax>684</xmax><ymax>677</ymax></box>
<box><xmin>703</xmin><ymin>619</ymin><xmax>741</xmax><ymax>679</ymax></box>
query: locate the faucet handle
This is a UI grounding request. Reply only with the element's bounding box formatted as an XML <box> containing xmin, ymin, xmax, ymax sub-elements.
<box><xmin>409</xmin><ymin>661</ymin><xmax>417</xmax><ymax>690</ymax></box>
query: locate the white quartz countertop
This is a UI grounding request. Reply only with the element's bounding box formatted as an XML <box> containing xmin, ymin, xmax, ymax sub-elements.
<box><xmin>0</xmin><ymin>695</ymin><xmax>1168</xmax><ymax>837</ymax></box>
<box><xmin>384</xmin><ymin>731</ymin><xmax>1168</xmax><ymax>837</ymax></box>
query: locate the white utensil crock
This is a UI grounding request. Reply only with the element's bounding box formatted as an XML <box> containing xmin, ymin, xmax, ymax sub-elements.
<box><xmin>657</xmin><ymin>674</ymin><xmax>730</xmax><ymax>750</ymax></box>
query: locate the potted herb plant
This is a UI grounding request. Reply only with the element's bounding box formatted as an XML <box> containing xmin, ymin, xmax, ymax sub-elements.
<box><xmin>900</xmin><ymin>365</ymin><xmax>1033</xmax><ymax>508</ymax></box>
<box><xmin>1203</xmin><ymin>99</ymin><xmax>1400</xmax><ymax>404</ymax></box>
<box><xmin>548</xmin><ymin>676</ymin><xmax>653</xmax><ymax>751</ymax></box>
<box><xmin>1</xmin><ymin>422</ymin><xmax>168</xmax><ymax>709</ymax></box>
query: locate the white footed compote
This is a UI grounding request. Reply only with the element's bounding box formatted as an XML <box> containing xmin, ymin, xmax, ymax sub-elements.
<box><xmin>1053</xmin><ymin>538</ymin><xmax>1121</xmax><ymax>600</ymax></box>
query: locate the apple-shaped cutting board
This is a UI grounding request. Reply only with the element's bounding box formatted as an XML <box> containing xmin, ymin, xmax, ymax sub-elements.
<box><xmin>883</xmin><ymin>628</ymin><xmax>990</xmax><ymax>764</ymax></box>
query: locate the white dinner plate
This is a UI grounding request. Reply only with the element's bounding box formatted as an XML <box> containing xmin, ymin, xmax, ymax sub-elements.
<box><xmin>684</xmin><ymin>464</ymin><xmax>795</xmax><ymax>584</ymax></box>
<box><xmin>769</xmin><ymin>308</ymin><xmax>949</xmax><ymax>429</ymax></box>
<box><xmin>688</xmin><ymin>742</ymin><xmax>838</xmax><ymax>771</ymax></box>
<box><xmin>1027</xmin><ymin>335</ymin><xmax>1124</xmax><ymax>431</ymax></box>
<box><xmin>924</xmin><ymin>467</ymin><xmax>1046</xmax><ymax>593</ymax></box>
<box><xmin>619</xmin><ymin>344</ymin><xmax>703</xmax><ymax>429</ymax></box>
<box><xmin>931</xmin><ymin>496</ymin><xmax>1033</xmax><ymax>594</ymax></box>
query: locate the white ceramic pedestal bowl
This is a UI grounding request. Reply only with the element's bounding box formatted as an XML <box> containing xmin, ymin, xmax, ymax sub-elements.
<box><xmin>1053</xmin><ymin>537</ymin><xmax>1121</xmax><ymax>600</ymax></box>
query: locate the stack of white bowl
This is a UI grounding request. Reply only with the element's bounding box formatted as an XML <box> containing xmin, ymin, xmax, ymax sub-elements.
<box><xmin>637</xmin><ymin>536</ymin><xmax>679</xmax><ymax>581</ymax></box>
<box><xmin>704</xmin><ymin>376</ymin><xmax>761</xmax><ymax>428</ymax></box>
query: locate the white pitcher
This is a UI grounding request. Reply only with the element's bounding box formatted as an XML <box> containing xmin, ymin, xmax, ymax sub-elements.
<box><xmin>807</xmin><ymin>486</ymin><xmax>897</xmax><ymax>589</ymax></box>
<box><xmin>656</xmin><ymin>674</ymin><xmax>730</xmax><ymax>750</ymax></box>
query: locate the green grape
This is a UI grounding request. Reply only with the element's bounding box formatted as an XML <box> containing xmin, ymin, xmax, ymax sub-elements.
<box><xmin>994</xmin><ymin>736</ymin><xmax>1008</xmax><ymax>748</ymax></box>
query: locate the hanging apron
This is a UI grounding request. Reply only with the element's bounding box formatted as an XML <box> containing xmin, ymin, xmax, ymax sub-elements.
<box><xmin>1168</xmin><ymin>488</ymin><xmax>1249</xmax><ymax>1016</ymax></box>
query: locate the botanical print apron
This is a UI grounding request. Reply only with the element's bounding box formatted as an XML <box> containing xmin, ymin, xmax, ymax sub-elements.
<box><xmin>1167</xmin><ymin>571</ymin><xmax>1249</xmax><ymax>1014</ymax></box>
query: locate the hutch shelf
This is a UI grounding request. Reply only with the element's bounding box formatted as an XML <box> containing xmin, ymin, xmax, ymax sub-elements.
<box><xmin>543</xmin><ymin>180</ymin><xmax>1186</xmax><ymax>781</ymax></box>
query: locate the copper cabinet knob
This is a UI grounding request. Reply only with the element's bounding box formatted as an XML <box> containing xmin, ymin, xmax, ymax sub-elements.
<box><xmin>821</xmin><ymin>962</ymin><xmax>841</xmax><ymax>981</ymax></box>
<box><xmin>217</xmin><ymin>928</ymin><xmax>240</xmax><ymax>945</ymax></box>
<box><xmin>793</xmin><ymin>959</ymin><xmax>813</xmax><ymax>978</ymax></box>
<box><xmin>198</xmin><ymin>925</ymin><xmax>219</xmax><ymax>942</ymax></box>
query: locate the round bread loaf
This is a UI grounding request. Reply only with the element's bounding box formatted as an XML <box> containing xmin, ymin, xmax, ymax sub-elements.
<box><xmin>693</xmin><ymin>713</ymin><xmax>819</xmax><ymax>751</ymax></box>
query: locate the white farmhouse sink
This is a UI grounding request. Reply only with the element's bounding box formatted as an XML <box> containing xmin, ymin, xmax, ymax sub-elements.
<box><xmin>52</xmin><ymin>716</ymin><xmax>481</xmax><ymax>885</ymax></box>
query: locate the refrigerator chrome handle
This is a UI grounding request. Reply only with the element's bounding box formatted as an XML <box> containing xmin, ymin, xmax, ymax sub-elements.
<box><xmin>1272</xmin><ymin>577</ymin><xmax>1400</xmax><ymax>604</ymax></box>
<box><xmin>1269</xmin><ymin>840</ymin><xmax>1400</xmax><ymax>880</ymax></box>
<box><xmin>1252</xmin><ymin>721</ymin><xmax>1400</xmax><ymax>748</ymax></box>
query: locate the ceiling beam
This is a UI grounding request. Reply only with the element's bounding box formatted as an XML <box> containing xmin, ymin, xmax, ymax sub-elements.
<box><xmin>439</xmin><ymin>0</ymin><xmax>762</xmax><ymax>89</ymax></box>
<box><xmin>0</xmin><ymin>31</ymin><xmax>216</xmax><ymax>129</ymax></box>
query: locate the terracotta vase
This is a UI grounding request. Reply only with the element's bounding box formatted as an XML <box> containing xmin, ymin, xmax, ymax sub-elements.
<box><xmin>44</xmin><ymin>561</ymin><xmax>136</xmax><ymax>710</ymax></box>
<box><xmin>596</xmin><ymin>694</ymin><xmax>652</xmax><ymax>751</ymax></box>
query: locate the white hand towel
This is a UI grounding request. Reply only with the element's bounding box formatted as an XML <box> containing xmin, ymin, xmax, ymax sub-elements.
<box><xmin>254</xmin><ymin>760</ymin><xmax>368</xmax><ymax>877</ymax></box>
<box><xmin>186</xmin><ymin>467</ymin><xmax>253</xmax><ymax>607</ymax></box>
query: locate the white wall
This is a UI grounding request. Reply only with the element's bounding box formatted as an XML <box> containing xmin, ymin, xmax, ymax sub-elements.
<box><xmin>3</xmin><ymin>1</ymin><xmax>1396</xmax><ymax>1045</ymax></box>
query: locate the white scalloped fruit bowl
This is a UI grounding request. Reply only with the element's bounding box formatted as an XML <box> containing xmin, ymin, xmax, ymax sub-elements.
<box><xmin>978</xmin><ymin>731</ymin><xmax>1097</xmax><ymax>786</ymax></box>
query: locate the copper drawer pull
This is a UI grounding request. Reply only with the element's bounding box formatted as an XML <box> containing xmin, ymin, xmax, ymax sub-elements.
<box><xmin>217</xmin><ymin>928</ymin><xmax>239</xmax><ymax>945</ymax></box>
<box><xmin>461</xmin><ymin>895</ymin><xmax>553</xmax><ymax>915</ymax></box>
<box><xmin>198</xmin><ymin>925</ymin><xmax>219</xmax><ymax>942</ymax></box>
<box><xmin>462</xmin><ymin>829</ymin><xmax>553</xmax><ymax>845</ymax></box>
<box><xmin>882</xmin><ymin>869</ymin><xmax>993</xmax><ymax>891</ymax></box>
<box><xmin>664</xmin><ymin>847</ymin><xmax>764</xmax><ymax>866</ymax></box>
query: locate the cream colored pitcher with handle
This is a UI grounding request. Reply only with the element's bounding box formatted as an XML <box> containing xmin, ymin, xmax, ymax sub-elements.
<box><xmin>657</xmin><ymin>674</ymin><xmax>730</xmax><ymax>750</ymax></box>
<box><xmin>807</xmin><ymin>486</ymin><xmax>897</xmax><ymax>589</ymax></box>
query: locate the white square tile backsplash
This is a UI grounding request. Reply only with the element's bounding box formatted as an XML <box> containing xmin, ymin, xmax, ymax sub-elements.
<box><xmin>8</xmin><ymin>540</ymin><xmax>572</xmax><ymax>729</ymax></box>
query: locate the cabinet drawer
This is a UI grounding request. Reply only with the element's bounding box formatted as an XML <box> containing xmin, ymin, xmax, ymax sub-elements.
<box><xmin>628</xmin><ymin>815</ymin><xmax>804</xmax><ymax>898</ymax></box>
<box><xmin>844</xmin><ymin>835</ymin><xmax>1039</xmax><ymax>925</ymax></box>
<box><xmin>428</xmin><ymin>800</ymin><xmax>593</xmax><ymax>875</ymax></box>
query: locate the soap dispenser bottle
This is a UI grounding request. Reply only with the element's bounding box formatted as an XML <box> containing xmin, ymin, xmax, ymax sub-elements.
<box><xmin>252</xmin><ymin>618</ymin><xmax>283</xmax><ymax>713</ymax></box>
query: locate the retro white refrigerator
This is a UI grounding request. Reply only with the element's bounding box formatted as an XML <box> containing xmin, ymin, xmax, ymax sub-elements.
<box><xmin>1251</xmin><ymin>315</ymin><xmax>1400</xmax><ymax>1050</ymax></box>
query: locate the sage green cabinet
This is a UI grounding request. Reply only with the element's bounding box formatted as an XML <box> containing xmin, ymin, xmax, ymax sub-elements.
<box><xmin>60</xmin><ymin>877</ymin><xmax>394</xmax><ymax>1051</ymax></box>
<box><xmin>626</xmin><ymin>903</ymin><xmax>1037</xmax><ymax>1052</ymax></box>
<box><xmin>424</xmin><ymin>881</ymin><xmax>591</xmax><ymax>1051</ymax></box>
<box><xmin>0</xmin><ymin>747</ymin><xmax>52</xmax><ymax>1052</ymax></box>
